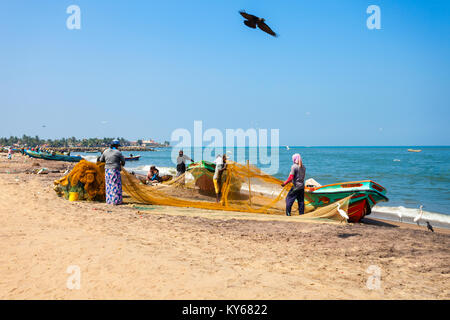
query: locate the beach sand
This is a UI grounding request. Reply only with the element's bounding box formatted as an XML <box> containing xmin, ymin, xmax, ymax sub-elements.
<box><xmin>0</xmin><ymin>154</ymin><xmax>449</xmax><ymax>299</ymax></box>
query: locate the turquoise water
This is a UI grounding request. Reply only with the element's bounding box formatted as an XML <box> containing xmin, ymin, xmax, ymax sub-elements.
<box><xmin>77</xmin><ymin>146</ymin><xmax>450</xmax><ymax>216</ymax></box>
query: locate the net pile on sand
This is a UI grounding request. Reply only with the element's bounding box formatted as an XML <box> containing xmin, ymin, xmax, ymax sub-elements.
<box><xmin>54</xmin><ymin>160</ymin><xmax>106</xmax><ymax>201</ymax></box>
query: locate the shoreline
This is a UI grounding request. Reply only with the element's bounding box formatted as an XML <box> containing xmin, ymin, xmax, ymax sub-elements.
<box><xmin>1</xmin><ymin>154</ymin><xmax>449</xmax><ymax>299</ymax></box>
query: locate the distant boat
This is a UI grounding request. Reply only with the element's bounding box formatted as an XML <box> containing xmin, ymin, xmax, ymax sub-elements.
<box><xmin>125</xmin><ymin>155</ymin><xmax>141</xmax><ymax>161</ymax></box>
<box><xmin>286</xmin><ymin>146</ymin><xmax>290</xmax><ymax>150</ymax></box>
<box><xmin>408</xmin><ymin>149</ymin><xmax>422</xmax><ymax>153</ymax></box>
<box><xmin>24</xmin><ymin>150</ymin><xmax>82</xmax><ymax>163</ymax></box>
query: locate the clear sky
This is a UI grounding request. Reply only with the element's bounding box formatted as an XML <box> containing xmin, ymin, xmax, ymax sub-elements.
<box><xmin>1</xmin><ymin>0</ymin><xmax>449</xmax><ymax>146</ymax></box>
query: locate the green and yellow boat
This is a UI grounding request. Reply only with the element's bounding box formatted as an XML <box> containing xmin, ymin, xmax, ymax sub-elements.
<box><xmin>24</xmin><ymin>150</ymin><xmax>82</xmax><ymax>163</ymax></box>
<box><xmin>305</xmin><ymin>180</ymin><xmax>389</xmax><ymax>222</ymax></box>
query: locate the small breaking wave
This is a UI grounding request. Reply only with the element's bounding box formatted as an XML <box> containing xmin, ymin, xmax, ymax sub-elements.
<box><xmin>373</xmin><ymin>205</ymin><xmax>450</xmax><ymax>225</ymax></box>
<box><xmin>125</xmin><ymin>165</ymin><xmax>177</xmax><ymax>177</ymax></box>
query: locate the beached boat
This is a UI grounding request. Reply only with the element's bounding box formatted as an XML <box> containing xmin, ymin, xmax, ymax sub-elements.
<box><xmin>125</xmin><ymin>155</ymin><xmax>141</xmax><ymax>161</ymax></box>
<box><xmin>187</xmin><ymin>161</ymin><xmax>216</xmax><ymax>193</ymax></box>
<box><xmin>305</xmin><ymin>180</ymin><xmax>389</xmax><ymax>222</ymax></box>
<box><xmin>24</xmin><ymin>150</ymin><xmax>82</xmax><ymax>163</ymax></box>
<box><xmin>408</xmin><ymin>149</ymin><xmax>422</xmax><ymax>153</ymax></box>
<box><xmin>187</xmin><ymin>160</ymin><xmax>216</xmax><ymax>176</ymax></box>
<box><xmin>187</xmin><ymin>160</ymin><xmax>242</xmax><ymax>194</ymax></box>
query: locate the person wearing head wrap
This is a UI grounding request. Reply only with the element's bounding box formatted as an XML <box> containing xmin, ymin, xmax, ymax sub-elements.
<box><xmin>281</xmin><ymin>153</ymin><xmax>306</xmax><ymax>216</ymax></box>
<box><xmin>99</xmin><ymin>139</ymin><xmax>126</xmax><ymax>205</ymax></box>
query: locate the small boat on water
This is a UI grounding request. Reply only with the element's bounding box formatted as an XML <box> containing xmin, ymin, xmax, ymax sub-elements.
<box><xmin>305</xmin><ymin>180</ymin><xmax>389</xmax><ymax>222</ymax></box>
<box><xmin>408</xmin><ymin>149</ymin><xmax>422</xmax><ymax>153</ymax></box>
<box><xmin>24</xmin><ymin>150</ymin><xmax>82</xmax><ymax>163</ymax></box>
<box><xmin>125</xmin><ymin>155</ymin><xmax>141</xmax><ymax>161</ymax></box>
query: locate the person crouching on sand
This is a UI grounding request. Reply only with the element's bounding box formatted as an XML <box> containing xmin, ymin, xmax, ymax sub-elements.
<box><xmin>281</xmin><ymin>153</ymin><xmax>306</xmax><ymax>216</ymax></box>
<box><xmin>147</xmin><ymin>165</ymin><xmax>162</xmax><ymax>183</ymax></box>
<box><xmin>99</xmin><ymin>139</ymin><xmax>126</xmax><ymax>205</ymax></box>
<box><xmin>213</xmin><ymin>154</ymin><xmax>227</xmax><ymax>203</ymax></box>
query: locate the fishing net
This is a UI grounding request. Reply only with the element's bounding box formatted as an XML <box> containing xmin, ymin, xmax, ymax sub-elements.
<box><xmin>121</xmin><ymin>161</ymin><xmax>350</xmax><ymax>223</ymax></box>
<box><xmin>53</xmin><ymin>159</ymin><xmax>350</xmax><ymax>223</ymax></box>
<box><xmin>54</xmin><ymin>160</ymin><xmax>106</xmax><ymax>201</ymax></box>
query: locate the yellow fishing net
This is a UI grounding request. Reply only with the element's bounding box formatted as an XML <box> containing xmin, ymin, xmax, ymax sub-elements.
<box><xmin>54</xmin><ymin>159</ymin><xmax>349</xmax><ymax>223</ymax></box>
<box><xmin>121</xmin><ymin>161</ymin><xmax>350</xmax><ymax>223</ymax></box>
<box><xmin>54</xmin><ymin>160</ymin><xmax>106</xmax><ymax>201</ymax></box>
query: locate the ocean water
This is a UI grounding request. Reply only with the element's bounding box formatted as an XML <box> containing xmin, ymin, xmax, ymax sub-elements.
<box><xmin>76</xmin><ymin>146</ymin><xmax>450</xmax><ymax>222</ymax></box>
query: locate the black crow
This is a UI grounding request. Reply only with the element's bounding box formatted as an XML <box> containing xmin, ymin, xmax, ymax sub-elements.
<box><xmin>426</xmin><ymin>221</ymin><xmax>434</xmax><ymax>232</ymax></box>
<box><xmin>239</xmin><ymin>11</ymin><xmax>278</xmax><ymax>37</ymax></box>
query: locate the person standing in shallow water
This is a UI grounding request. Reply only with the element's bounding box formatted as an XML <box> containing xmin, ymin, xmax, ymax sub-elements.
<box><xmin>99</xmin><ymin>139</ymin><xmax>126</xmax><ymax>205</ymax></box>
<box><xmin>281</xmin><ymin>153</ymin><xmax>306</xmax><ymax>216</ymax></box>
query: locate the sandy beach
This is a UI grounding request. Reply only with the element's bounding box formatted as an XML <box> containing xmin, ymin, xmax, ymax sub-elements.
<box><xmin>0</xmin><ymin>154</ymin><xmax>449</xmax><ymax>299</ymax></box>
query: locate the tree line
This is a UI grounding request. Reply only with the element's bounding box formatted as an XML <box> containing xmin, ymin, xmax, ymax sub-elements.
<box><xmin>0</xmin><ymin>135</ymin><xmax>131</xmax><ymax>147</ymax></box>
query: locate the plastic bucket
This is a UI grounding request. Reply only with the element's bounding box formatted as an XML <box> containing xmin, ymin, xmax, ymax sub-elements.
<box><xmin>69</xmin><ymin>192</ymin><xmax>79</xmax><ymax>201</ymax></box>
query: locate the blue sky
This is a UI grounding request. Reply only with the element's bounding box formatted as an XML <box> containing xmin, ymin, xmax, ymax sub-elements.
<box><xmin>0</xmin><ymin>0</ymin><xmax>449</xmax><ymax>146</ymax></box>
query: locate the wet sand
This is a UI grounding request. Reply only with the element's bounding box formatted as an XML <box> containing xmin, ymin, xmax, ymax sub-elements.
<box><xmin>0</xmin><ymin>154</ymin><xmax>449</xmax><ymax>299</ymax></box>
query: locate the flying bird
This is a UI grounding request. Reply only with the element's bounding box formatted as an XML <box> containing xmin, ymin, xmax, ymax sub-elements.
<box><xmin>239</xmin><ymin>11</ymin><xmax>278</xmax><ymax>37</ymax></box>
<box><xmin>426</xmin><ymin>221</ymin><xmax>434</xmax><ymax>233</ymax></box>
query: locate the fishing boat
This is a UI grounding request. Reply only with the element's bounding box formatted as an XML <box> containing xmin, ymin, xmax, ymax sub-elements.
<box><xmin>125</xmin><ymin>155</ymin><xmax>141</xmax><ymax>161</ymax></box>
<box><xmin>187</xmin><ymin>160</ymin><xmax>242</xmax><ymax>194</ymax></box>
<box><xmin>24</xmin><ymin>150</ymin><xmax>82</xmax><ymax>163</ymax></box>
<box><xmin>187</xmin><ymin>160</ymin><xmax>216</xmax><ymax>176</ymax></box>
<box><xmin>408</xmin><ymin>149</ymin><xmax>422</xmax><ymax>153</ymax></box>
<box><xmin>187</xmin><ymin>161</ymin><xmax>216</xmax><ymax>192</ymax></box>
<box><xmin>305</xmin><ymin>180</ymin><xmax>389</xmax><ymax>222</ymax></box>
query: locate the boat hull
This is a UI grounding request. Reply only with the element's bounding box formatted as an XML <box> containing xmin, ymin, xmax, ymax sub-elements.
<box><xmin>305</xmin><ymin>180</ymin><xmax>388</xmax><ymax>222</ymax></box>
<box><xmin>24</xmin><ymin>150</ymin><xmax>82</xmax><ymax>162</ymax></box>
<box><xmin>125</xmin><ymin>156</ymin><xmax>141</xmax><ymax>161</ymax></box>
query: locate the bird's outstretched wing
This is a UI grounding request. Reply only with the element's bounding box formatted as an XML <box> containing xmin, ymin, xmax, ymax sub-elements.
<box><xmin>257</xmin><ymin>21</ymin><xmax>277</xmax><ymax>37</ymax></box>
<box><xmin>239</xmin><ymin>11</ymin><xmax>258</xmax><ymax>21</ymax></box>
<box><xmin>244</xmin><ymin>20</ymin><xmax>257</xmax><ymax>29</ymax></box>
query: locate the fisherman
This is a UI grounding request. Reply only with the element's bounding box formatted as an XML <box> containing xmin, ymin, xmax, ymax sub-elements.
<box><xmin>176</xmin><ymin>150</ymin><xmax>194</xmax><ymax>177</ymax></box>
<box><xmin>281</xmin><ymin>153</ymin><xmax>306</xmax><ymax>216</ymax></box>
<box><xmin>213</xmin><ymin>154</ymin><xmax>227</xmax><ymax>202</ymax></box>
<box><xmin>99</xmin><ymin>139</ymin><xmax>126</xmax><ymax>205</ymax></box>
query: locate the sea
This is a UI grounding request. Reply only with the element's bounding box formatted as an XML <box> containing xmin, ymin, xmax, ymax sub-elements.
<box><xmin>75</xmin><ymin>146</ymin><xmax>450</xmax><ymax>226</ymax></box>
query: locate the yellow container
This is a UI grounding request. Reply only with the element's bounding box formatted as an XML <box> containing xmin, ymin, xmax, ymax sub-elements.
<box><xmin>69</xmin><ymin>192</ymin><xmax>79</xmax><ymax>201</ymax></box>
